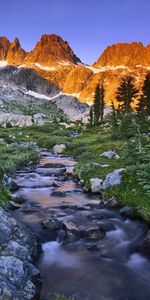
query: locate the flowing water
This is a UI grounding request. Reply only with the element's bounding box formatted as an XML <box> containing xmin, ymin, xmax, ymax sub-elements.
<box><xmin>12</xmin><ymin>149</ymin><xmax>150</xmax><ymax>300</ymax></box>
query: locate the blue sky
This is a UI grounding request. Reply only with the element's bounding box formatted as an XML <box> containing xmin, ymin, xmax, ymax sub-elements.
<box><xmin>0</xmin><ymin>0</ymin><xmax>149</xmax><ymax>64</ymax></box>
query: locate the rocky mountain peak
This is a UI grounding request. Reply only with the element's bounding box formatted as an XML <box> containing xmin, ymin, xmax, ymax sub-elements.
<box><xmin>6</xmin><ymin>37</ymin><xmax>26</xmax><ymax>65</ymax></box>
<box><xmin>26</xmin><ymin>33</ymin><xmax>81</xmax><ymax>66</ymax></box>
<box><xmin>0</xmin><ymin>36</ymin><xmax>11</xmax><ymax>60</ymax></box>
<box><xmin>11</xmin><ymin>37</ymin><xmax>21</xmax><ymax>49</ymax></box>
<box><xmin>94</xmin><ymin>42</ymin><xmax>150</xmax><ymax>67</ymax></box>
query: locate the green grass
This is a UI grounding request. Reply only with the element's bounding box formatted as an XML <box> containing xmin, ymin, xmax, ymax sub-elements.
<box><xmin>0</xmin><ymin>123</ymin><xmax>149</xmax><ymax>223</ymax></box>
<box><xmin>0</xmin><ymin>139</ymin><xmax>38</xmax><ymax>207</ymax></box>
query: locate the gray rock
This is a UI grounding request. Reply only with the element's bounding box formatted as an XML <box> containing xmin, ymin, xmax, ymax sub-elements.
<box><xmin>0</xmin><ymin>276</ymin><xmax>21</xmax><ymax>300</ymax></box>
<box><xmin>53</xmin><ymin>144</ymin><xmax>66</xmax><ymax>154</ymax></box>
<box><xmin>0</xmin><ymin>256</ymin><xmax>26</xmax><ymax>287</ymax></box>
<box><xmin>42</xmin><ymin>218</ymin><xmax>61</xmax><ymax>231</ymax></box>
<box><xmin>0</xmin><ymin>223</ymin><xmax>12</xmax><ymax>244</ymax></box>
<box><xmin>102</xmin><ymin>168</ymin><xmax>126</xmax><ymax>190</ymax></box>
<box><xmin>90</xmin><ymin>178</ymin><xmax>103</xmax><ymax>193</ymax></box>
<box><xmin>62</xmin><ymin>221</ymin><xmax>80</xmax><ymax>242</ymax></box>
<box><xmin>0</xmin><ymin>208</ymin><xmax>40</xmax><ymax>299</ymax></box>
<box><xmin>81</xmin><ymin>226</ymin><xmax>105</xmax><ymax>241</ymax></box>
<box><xmin>119</xmin><ymin>206</ymin><xmax>134</xmax><ymax>218</ymax></box>
<box><xmin>139</xmin><ymin>230</ymin><xmax>150</xmax><ymax>256</ymax></box>
<box><xmin>33</xmin><ymin>113</ymin><xmax>44</xmax><ymax>126</ymax></box>
<box><xmin>104</xmin><ymin>196</ymin><xmax>118</xmax><ymax>208</ymax></box>
<box><xmin>100</xmin><ymin>150</ymin><xmax>120</xmax><ymax>159</ymax></box>
<box><xmin>37</xmin><ymin>167</ymin><xmax>66</xmax><ymax>176</ymax></box>
<box><xmin>1</xmin><ymin>241</ymin><xmax>31</xmax><ymax>262</ymax></box>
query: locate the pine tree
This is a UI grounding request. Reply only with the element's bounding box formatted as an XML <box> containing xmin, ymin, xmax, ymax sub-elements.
<box><xmin>110</xmin><ymin>101</ymin><xmax>119</xmax><ymax>139</ymax></box>
<box><xmin>116</xmin><ymin>76</ymin><xmax>138</xmax><ymax>113</ymax></box>
<box><xmin>99</xmin><ymin>83</ymin><xmax>105</xmax><ymax>122</ymax></box>
<box><xmin>93</xmin><ymin>84</ymin><xmax>101</xmax><ymax>126</ymax></box>
<box><xmin>88</xmin><ymin>105</ymin><xmax>94</xmax><ymax>127</ymax></box>
<box><xmin>93</xmin><ymin>83</ymin><xmax>105</xmax><ymax>125</ymax></box>
<box><xmin>141</xmin><ymin>73</ymin><xmax>150</xmax><ymax>116</ymax></box>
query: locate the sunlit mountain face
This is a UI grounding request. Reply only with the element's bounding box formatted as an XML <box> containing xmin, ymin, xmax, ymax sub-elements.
<box><xmin>0</xmin><ymin>34</ymin><xmax>150</xmax><ymax>105</ymax></box>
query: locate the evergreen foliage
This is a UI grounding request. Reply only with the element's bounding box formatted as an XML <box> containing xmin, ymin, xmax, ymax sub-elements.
<box><xmin>93</xmin><ymin>83</ymin><xmax>105</xmax><ymax>126</ymax></box>
<box><xmin>116</xmin><ymin>76</ymin><xmax>138</xmax><ymax>113</ymax></box>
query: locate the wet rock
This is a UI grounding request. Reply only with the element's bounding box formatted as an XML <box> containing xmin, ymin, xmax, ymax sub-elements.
<box><xmin>86</xmin><ymin>243</ymin><xmax>100</xmax><ymax>251</ymax></box>
<box><xmin>37</xmin><ymin>167</ymin><xmax>66</xmax><ymax>176</ymax></box>
<box><xmin>102</xmin><ymin>168</ymin><xmax>126</xmax><ymax>190</ymax></box>
<box><xmin>90</xmin><ymin>178</ymin><xmax>103</xmax><ymax>193</ymax></box>
<box><xmin>119</xmin><ymin>206</ymin><xmax>134</xmax><ymax>218</ymax></box>
<box><xmin>97</xmin><ymin>221</ymin><xmax>116</xmax><ymax>232</ymax></box>
<box><xmin>8</xmin><ymin>201</ymin><xmax>22</xmax><ymax>210</ymax></box>
<box><xmin>88</xmin><ymin>210</ymin><xmax>114</xmax><ymax>221</ymax></box>
<box><xmin>57</xmin><ymin>229</ymin><xmax>66</xmax><ymax>242</ymax></box>
<box><xmin>42</xmin><ymin>218</ymin><xmax>61</xmax><ymax>231</ymax></box>
<box><xmin>51</xmin><ymin>191</ymin><xmax>66</xmax><ymax>197</ymax></box>
<box><xmin>81</xmin><ymin>226</ymin><xmax>105</xmax><ymax>240</ymax></box>
<box><xmin>62</xmin><ymin>221</ymin><xmax>80</xmax><ymax>242</ymax></box>
<box><xmin>10</xmin><ymin>194</ymin><xmax>26</xmax><ymax>204</ymax></box>
<box><xmin>139</xmin><ymin>230</ymin><xmax>150</xmax><ymax>257</ymax></box>
<box><xmin>104</xmin><ymin>196</ymin><xmax>118</xmax><ymax>208</ymax></box>
<box><xmin>100</xmin><ymin>150</ymin><xmax>120</xmax><ymax>159</ymax></box>
<box><xmin>53</xmin><ymin>144</ymin><xmax>66</xmax><ymax>154</ymax></box>
<box><xmin>39</xmin><ymin>162</ymin><xmax>66</xmax><ymax>169</ymax></box>
<box><xmin>62</xmin><ymin>219</ymin><xmax>105</xmax><ymax>242</ymax></box>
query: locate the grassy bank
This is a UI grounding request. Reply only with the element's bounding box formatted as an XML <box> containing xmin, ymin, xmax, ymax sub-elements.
<box><xmin>0</xmin><ymin>123</ymin><xmax>149</xmax><ymax>222</ymax></box>
<box><xmin>0</xmin><ymin>137</ymin><xmax>38</xmax><ymax>207</ymax></box>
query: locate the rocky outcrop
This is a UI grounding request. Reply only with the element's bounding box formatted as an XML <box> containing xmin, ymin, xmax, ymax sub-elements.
<box><xmin>0</xmin><ymin>208</ymin><xmax>40</xmax><ymax>299</ymax></box>
<box><xmin>94</xmin><ymin>42</ymin><xmax>150</xmax><ymax>67</ymax></box>
<box><xmin>0</xmin><ymin>37</ymin><xmax>10</xmax><ymax>60</ymax></box>
<box><xmin>7</xmin><ymin>38</ymin><xmax>26</xmax><ymax>65</ymax></box>
<box><xmin>0</xmin><ymin>113</ymin><xmax>33</xmax><ymax>127</ymax></box>
<box><xmin>26</xmin><ymin>34</ymin><xmax>81</xmax><ymax>66</ymax></box>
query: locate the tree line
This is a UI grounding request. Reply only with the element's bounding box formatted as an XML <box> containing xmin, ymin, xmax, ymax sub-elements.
<box><xmin>89</xmin><ymin>73</ymin><xmax>150</xmax><ymax>130</ymax></box>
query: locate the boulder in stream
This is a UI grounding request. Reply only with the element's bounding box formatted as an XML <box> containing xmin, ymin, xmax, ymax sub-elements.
<box><xmin>139</xmin><ymin>230</ymin><xmax>150</xmax><ymax>257</ymax></box>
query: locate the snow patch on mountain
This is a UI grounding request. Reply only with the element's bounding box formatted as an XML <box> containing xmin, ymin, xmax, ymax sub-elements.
<box><xmin>34</xmin><ymin>63</ymin><xmax>56</xmax><ymax>71</ymax></box>
<box><xmin>0</xmin><ymin>61</ymin><xmax>8</xmax><ymax>67</ymax></box>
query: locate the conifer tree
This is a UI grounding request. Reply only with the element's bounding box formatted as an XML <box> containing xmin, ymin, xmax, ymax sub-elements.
<box><xmin>93</xmin><ymin>83</ymin><xmax>105</xmax><ymax>125</ymax></box>
<box><xmin>99</xmin><ymin>83</ymin><xmax>105</xmax><ymax>122</ymax></box>
<box><xmin>93</xmin><ymin>84</ymin><xmax>101</xmax><ymax>126</ymax></box>
<box><xmin>141</xmin><ymin>73</ymin><xmax>150</xmax><ymax>116</ymax></box>
<box><xmin>88</xmin><ymin>105</ymin><xmax>94</xmax><ymax>127</ymax></box>
<box><xmin>110</xmin><ymin>101</ymin><xmax>119</xmax><ymax>139</ymax></box>
<box><xmin>116</xmin><ymin>76</ymin><xmax>138</xmax><ymax>113</ymax></box>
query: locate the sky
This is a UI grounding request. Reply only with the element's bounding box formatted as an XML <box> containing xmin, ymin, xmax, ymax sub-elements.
<box><xmin>0</xmin><ymin>0</ymin><xmax>150</xmax><ymax>64</ymax></box>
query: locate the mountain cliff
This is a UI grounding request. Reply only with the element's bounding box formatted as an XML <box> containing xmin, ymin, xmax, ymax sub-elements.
<box><xmin>0</xmin><ymin>36</ymin><xmax>150</xmax><ymax>105</ymax></box>
<box><xmin>26</xmin><ymin>34</ymin><xmax>81</xmax><ymax>66</ymax></box>
<box><xmin>94</xmin><ymin>42</ymin><xmax>150</xmax><ymax>67</ymax></box>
